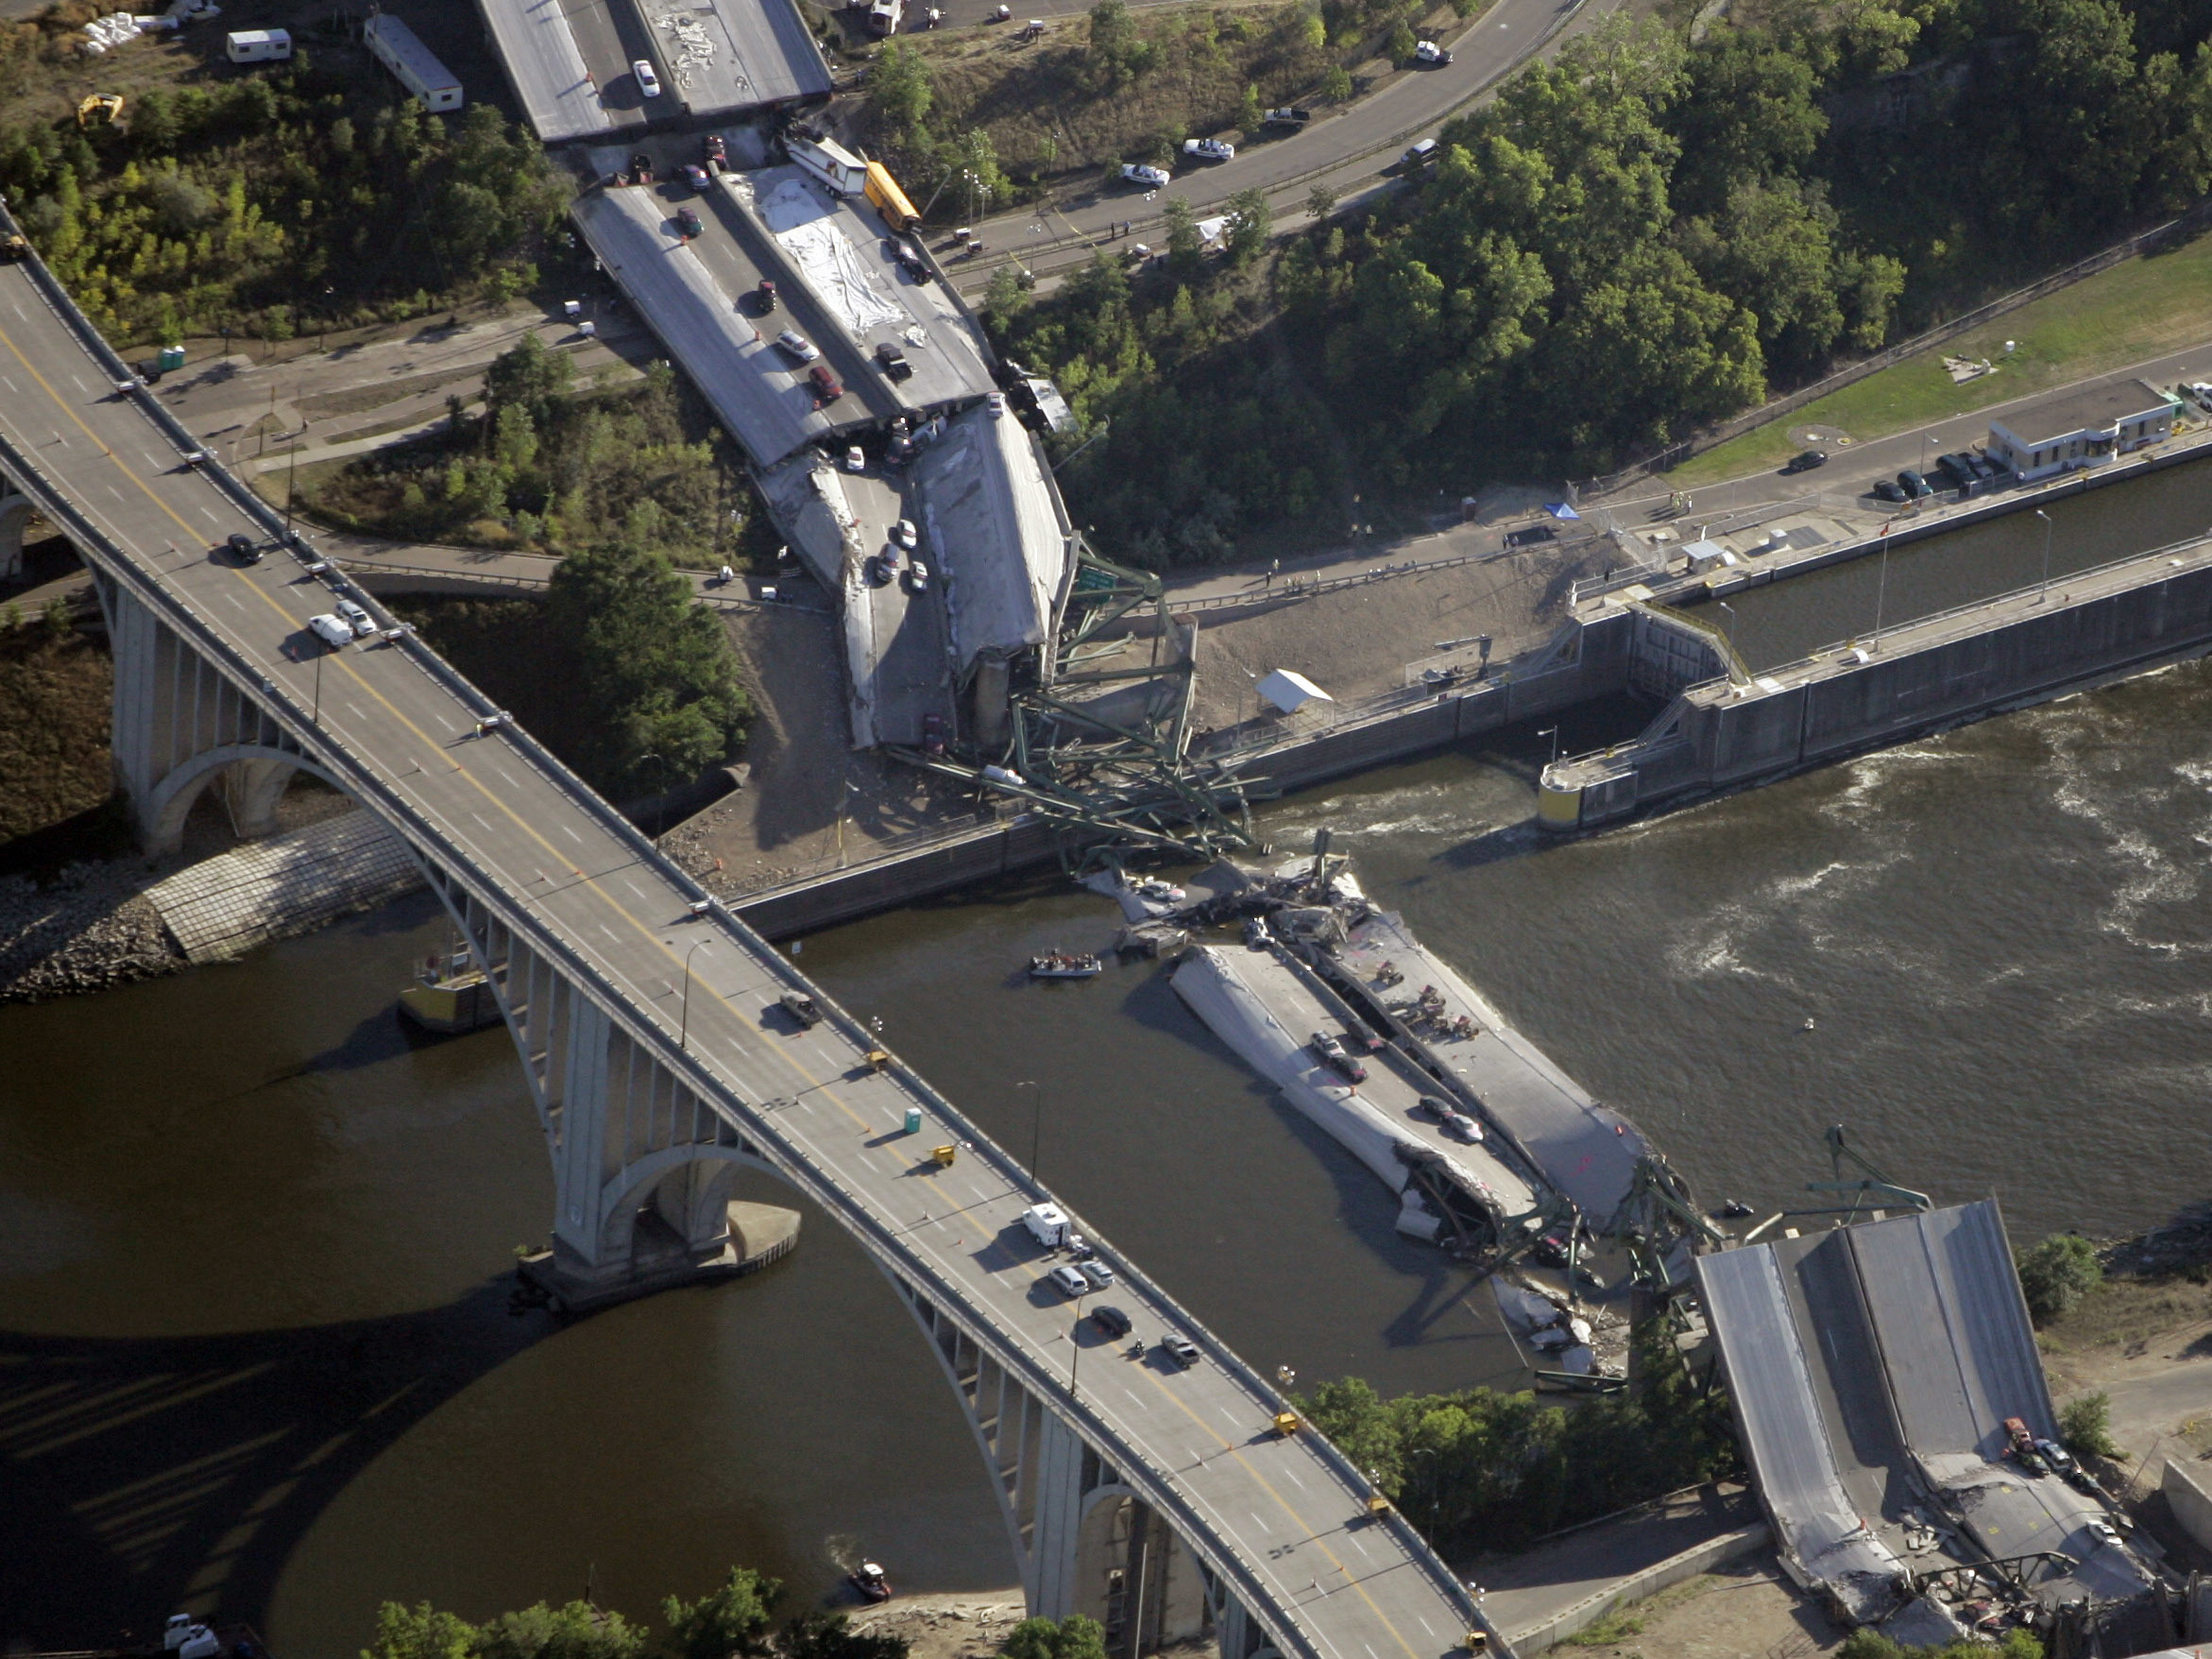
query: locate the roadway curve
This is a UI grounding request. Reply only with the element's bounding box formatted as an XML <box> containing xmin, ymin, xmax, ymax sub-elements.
<box><xmin>0</xmin><ymin>234</ymin><xmax>1490</xmax><ymax>1659</ymax></box>
<box><xmin>945</xmin><ymin>0</ymin><xmax>1629</xmax><ymax>293</ymax></box>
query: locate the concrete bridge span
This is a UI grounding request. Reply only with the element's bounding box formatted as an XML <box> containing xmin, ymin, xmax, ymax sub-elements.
<box><xmin>0</xmin><ymin>211</ymin><xmax>1496</xmax><ymax>1659</ymax></box>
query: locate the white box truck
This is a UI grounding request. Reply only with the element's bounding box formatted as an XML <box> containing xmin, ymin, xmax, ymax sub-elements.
<box><xmin>364</xmin><ymin>13</ymin><xmax>462</xmax><ymax>112</ymax></box>
<box><xmin>790</xmin><ymin>133</ymin><xmax>867</xmax><ymax>197</ymax></box>
<box><xmin>1020</xmin><ymin>1204</ymin><xmax>1069</xmax><ymax>1248</ymax></box>
<box><xmin>225</xmin><ymin>28</ymin><xmax>292</xmax><ymax>62</ymax></box>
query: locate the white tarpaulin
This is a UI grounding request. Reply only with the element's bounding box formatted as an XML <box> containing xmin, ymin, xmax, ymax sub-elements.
<box><xmin>757</xmin><ymin>178</ymin><xmax>905</xmax><ymax>335</ymax></box>
<box><xmin>1256</xmin><ymin>669</ymin><xmax>1332</xmax><ymax>714</ymax></box>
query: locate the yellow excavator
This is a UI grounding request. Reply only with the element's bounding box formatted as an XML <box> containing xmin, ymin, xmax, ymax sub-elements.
<box><xmin>76</xmin><ymin>94</ymin><xmax>125</xmax><ymax>128</ymax></box>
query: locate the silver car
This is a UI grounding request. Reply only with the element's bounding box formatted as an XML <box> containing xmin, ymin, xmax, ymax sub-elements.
<box><xmin>1046</xmin><ymin>1263</ymin><xmax>1090</xmax><ymax>1298</ymax></box>
<box><xmin>334</xmin><ymin>597</ymin><xmax>377</xmax><ymax>638</ymax></box>
<box><xmin>775</xmin><ymin>329</ymin><xmax>820</xmax><ymax>363</ymax></box>
<box><xmin>1079</xmin><ymin>1258</ymin><xmax>1115</xmax><ymax>1290</ymax></box>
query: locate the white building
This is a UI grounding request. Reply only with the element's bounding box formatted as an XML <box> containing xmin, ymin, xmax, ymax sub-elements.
<box><xmin>1987</xmin><ymin>379</ymin><xmax>2177</xmax><ymax>482</ymax></box>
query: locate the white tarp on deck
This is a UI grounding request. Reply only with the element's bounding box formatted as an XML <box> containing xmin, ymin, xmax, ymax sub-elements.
<box><xmin>915</xmin><ymin>405</ymin><xmax>1069</xmax><ymax>668</ymax></box>
<box><xmin>757</xmin><ymin>178</ymin><xmax>906</xmax><ymax>336</ymax></box>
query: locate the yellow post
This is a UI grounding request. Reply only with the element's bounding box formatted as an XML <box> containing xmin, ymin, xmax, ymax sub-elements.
<box><xmin>1272</xmin><ymin>1411</ymin><xmax>1301</xmax><ymax>1437</ymax></box>
<box><xmin>932</xmin><ymin>1144</ymin><xmax>958</xmax><ymax>1168</ymax></box>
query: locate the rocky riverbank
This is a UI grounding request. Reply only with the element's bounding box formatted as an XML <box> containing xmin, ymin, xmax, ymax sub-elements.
<box><xmin>0</xmin><ymin>859</ymin><xmax>182</xmax><ymax>1002</ymax></box>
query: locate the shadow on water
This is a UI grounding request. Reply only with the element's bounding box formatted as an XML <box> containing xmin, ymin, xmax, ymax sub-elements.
<box><xmin>0</xmin><ymin>1283</ymin><xmax>560</xmax><ymax>1649</ymax></box>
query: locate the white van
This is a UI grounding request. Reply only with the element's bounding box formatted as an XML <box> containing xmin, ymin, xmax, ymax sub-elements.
<box><xmin>1020</xmin><ymin>1203</ymin><xmax>1069</xmax><ymax>1248</ymax></box>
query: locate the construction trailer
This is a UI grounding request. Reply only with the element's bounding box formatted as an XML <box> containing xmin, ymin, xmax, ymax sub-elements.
<box><xmin>224</xmin><ymin>28</ymin><xmax>291</xmax><ymax>61</ymax></box>
<box><xmin>365</xmin><ymin>13</ymin><xmax>463</xmax><ymax>112</ymax></box>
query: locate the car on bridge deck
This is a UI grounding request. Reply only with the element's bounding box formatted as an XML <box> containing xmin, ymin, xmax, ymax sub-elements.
<box><xmin>1159</xmin><ymin>1334</ymin><xmax>1200</xmax><ymax>1368</ymax></box>
<box><xmin>335</xmin><ymin>598</ymin><xmax>377</xmax><ymax>638</ymax></box>
<box><xmin>306</xmin><ymin>613</ymin><xmax>351</xmax><ymax>651</ymax></box>
<box><xmin>1309</xmin><ymin>1029</ymin><xmax>1367</xmax><ymax>1083</ymax></box>
<box><xmin>224</xmin><ymin>531</ymin><xmax>263</xmax><ymax>565</ymax></box>
<box><xmin>1079</xmin><ymin>1257</ymin><xmax>1115</xmax><ymax>1289</ymax></box>
<box><xmin>1046</xmin><ymin>1263</ymin><xmax>1090</xmax><ymax>1299</ymax></box>
<box><xmin>683</xmin><ymin>163</ymin><xmax>712</xmax><ymax>194</ymax></box>
<box><xmin>1089</xmin><ymin>1303</ymin><xmax>1132</xmax><ymax>1338</ymax></box>
<box><xmin>633</xmin><ymin>59</ymin><xmax>662</xmax><ymax>98</ymax></box>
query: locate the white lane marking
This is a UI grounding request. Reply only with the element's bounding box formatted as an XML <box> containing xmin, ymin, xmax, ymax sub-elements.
<box><xmin>106</xmin><ymin>483</ymin><xmax>123</xmax><ymax>503</ymax></box>
<box><xmin>9</xmin><ymin>300</ymin><xmax>21</xmax><ymax>319</ymax></box>
<box><xmin>1285</xmin><ymin>1465</ymin><xmax>1305</xmax><ymax>1489</ymax></box>
<box><xmin>1417</xmin><ymin>1618</ymin><xmax>1437</xmax><ymax>1639</ymax></box>
<box><xmin>470</xmin><ymin>811</ymin><xmax>492</xmax><ymax>830</ymax></box>
<box><xmin>601</xmin><ymin>925</ymin><xmax>618</xmax><ymax>942</ymax></box>
<box><xmin>0</xmin><ymin>376</ymin><xmax>12</xmax><ymax>393</ymax></box>
<box><xmin>1217</xmin><ymin>1406</ymin><xmax>1242</xmax><ymax>1431</ymax></box>
<box><xmin>1251</xmin><ymin>1510</ymin><xmax>1268</xmax><ymax>1533</ymax></box>
<box><xmin>624</xmin><ymin>879</ymin><xmax>650</xmax><ymax>901</ymax></box>
<box><xmin>431</xmin><ymin>710</ymin><xmax>456</xmax><ymax>731</ymax></box>
<box><xmin>345</xmin><ymin>702</ymin><xmax>365</xmax><ymax>720</ymax></box>
<box><xmin>70</xmin><ymin>372</ymin><xmax>86</xmax><ymax>393</ymax></box>
<box><xmin>492</xmin><ymin>764</ymin><xmax>519</xmax><ymax>788</ymax></box>
<box><xmin>222</xmin><ymin>591</ymin><xmax>244</xmax><ymax>610</ymax></box>
<box><xmin>198</xmin><ymin>505</ymin><xmax>217</xmax><ymax>522</ymax></box>
<box><xmin>562</xmin><ymin>824</ymin><xmax>583</xmax><ymax>843</ymax></box>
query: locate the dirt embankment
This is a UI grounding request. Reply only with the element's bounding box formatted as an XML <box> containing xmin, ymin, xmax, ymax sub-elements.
<box><xmin>845</xmin><ymin>1590</ymin><xmax>1027</xmax><ymax>1659</ymax></box>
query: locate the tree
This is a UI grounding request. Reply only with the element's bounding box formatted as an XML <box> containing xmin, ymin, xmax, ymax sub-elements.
<box><xmin>363</xmin><ymin>1602</ymin><xmax>475</xmax><ymax>1659</ymax></box>
<box><xmin>1223</xmin><ymin>187</ymin><xmax>1270</xmax><ymax>266</ymax></box>
<box><xmin>2058</xmin><ymin>1391</ymin><xmax>2121</xmax><ymax>1459</ymax></box>
<box><xmin>1304</xmin><ymin>182</ymin><xmax>1338</xmax><ymax>219</ymax></box>
<box><xmin>869</xmin><ymin>40</ymin><xmax>933</xmax><ymax>140</ymax></box>
<box><xmin>1237</xmin><ymin>83</ymin><xmax>1264</xmax><ymax>132</ymax></box>
<box><xmin>544</xmin><ymin>540</ymin><xmax>753</xmax><ymax>796</ymax></box>
<box><xmin>1085</xmin><ymin>0</ymin><xmax>1144</xmax><ymax>86</ymax></box>
<box><xmin>474</xmin><ymin>1602</ymin><xmax>646</xmax><ymax>1659</ymax></box>
<box><xmin>664</xmin><ymin>1566</ymin><xmax>782</xmax><ymax>1659</ymax></box>
<box><xmin>1162</xmin><ymin>197</ymin><xmax>1202</xmax><ymax>273</ymax></box>
<box><xmin>1388</xmin><ymin>19</ymin><xmax>1419</xmax><ymax>61</ymax></box>
<box><xmin>999</xmin><ymin>1616</ymin><xmax>1108</xmax><ymax>1659</ymax></box>
<box><xmin>485</xmin><ymin>332</ymin><xmax>574</xmax><ymax>430</ymax></box>
<box><xmin>780</xmin><ymin>1614</ymin><xmax>909</xmax><ymax>1659</ymax></box>
<box><xmin>1321</xmin><ymin>66</ymin><xmax>1353</xmax><ymax>101</ymax></box>
<box><xmin>2016</xmin><ymin>1233</ymin><xmax>2101</xmax><ymax>1324</ymax></box>
<box><xmin>982</xmin><ymin>262</ymin><xmax>1032</xmax><ymax>327</ymax></box>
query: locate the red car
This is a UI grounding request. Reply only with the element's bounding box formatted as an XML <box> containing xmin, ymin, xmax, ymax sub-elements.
<box><xmin>808</xmin><ymin>365</ymin><xmax>843</xmax><ymax>404</ymax></box>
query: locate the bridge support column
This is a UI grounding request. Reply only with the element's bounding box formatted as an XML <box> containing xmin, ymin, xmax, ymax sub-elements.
<box><xmin>96</xmin><ymin>568</ymin><xmax>310</xmax><ymax>852</ymax></box>
<box><xmin>421</xmin><ymin>880</ymin><xmax>800</xmax><ymax>1315</ymax></box>
<box><xmin>0</xmin><ymin>491</ymin><xmax>34</xmax><ymax>582</ymax></box>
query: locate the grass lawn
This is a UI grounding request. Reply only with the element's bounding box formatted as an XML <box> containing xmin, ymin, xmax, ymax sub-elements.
<box><xmin>1661</xmin><ymin>225</ymin><xmax>2212</xmax><ymax>489</ymax></box>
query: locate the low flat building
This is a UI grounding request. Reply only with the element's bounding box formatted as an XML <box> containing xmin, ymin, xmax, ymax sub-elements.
<box><xmin>1987</xmin><ymin>378</ymin><xmax>2177</xmax><ymax>482</ymax></box>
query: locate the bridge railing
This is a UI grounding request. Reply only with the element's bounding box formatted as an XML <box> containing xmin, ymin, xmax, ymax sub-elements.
<box><xmin>0</xmin><ymin>202</ymin><xmax>1489</xmax><ymax>1659</ymax></box>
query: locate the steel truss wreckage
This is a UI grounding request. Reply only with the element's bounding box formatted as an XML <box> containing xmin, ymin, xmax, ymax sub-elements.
<box><xmin>904</xmin><ymin>543</ymin><xmax>1268</xmax><ymax>868</ymax></box>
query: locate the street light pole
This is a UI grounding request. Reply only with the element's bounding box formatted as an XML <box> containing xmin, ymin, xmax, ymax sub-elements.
<box><xmin>2035</xmin><ymin>508</ymin><xmax>2054</xmax><ymax>603</ymax></box>
<box><xmin>1538</xmin><ymin>726</ymin><xmax>1560</xmax><ymax>768</ymax></box>
<box><xmin>678</xmin><ymin>936</ymin><xmax>709</xmax><ymax>1052</ymax></box>
<box><xmin>1718</xmin><ymin>599</ymin><xmax>1737</xmax><ymax>663</ymax></box>
<box><xmin>1016</xmin><ymin>1079</ymin><xmax>1042</xmax><ymax>1179</ymax></box>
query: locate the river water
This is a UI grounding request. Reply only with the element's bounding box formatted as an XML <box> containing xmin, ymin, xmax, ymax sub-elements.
<box><xmin>9</xmin><ymin>469</ymin><xmax>2212</xmax><ymax>1654</ymax></box>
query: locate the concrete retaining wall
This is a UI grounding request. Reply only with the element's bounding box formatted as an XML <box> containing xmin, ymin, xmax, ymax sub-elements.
<box><xmin>1576</xmin><ymin>548</ymin><xmax>2212</xmax><ymax>828</ymax></box>
<box><xmin>737</xmin><ymin>611</ymin><xmax>1635</xmax><ymax>938</ymax></box>
<box><xmin>1506</xmin><ymin>1523</ymin><xmax>1772</xmax><ymax>1654</ymax></box>
<box><xmin>2163</xmin><ymin>1458</ymin><xmax>2212</xmax><ymax>1554</ymax></box>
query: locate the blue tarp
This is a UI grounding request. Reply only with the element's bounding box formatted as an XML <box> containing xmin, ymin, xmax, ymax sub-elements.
<box><xmin>1545</xmin><ymin>502</ymin><xmax>1581</xmax><ymax>521</ymax></box>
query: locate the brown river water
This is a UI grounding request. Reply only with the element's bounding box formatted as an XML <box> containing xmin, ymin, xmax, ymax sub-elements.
<box><xmin>7</xmin><ymin>463</ymin><xmax>2212</xmax><ymax>1654</ymax></box>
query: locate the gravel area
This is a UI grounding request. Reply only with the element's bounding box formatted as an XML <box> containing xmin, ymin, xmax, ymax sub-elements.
<box><xmin>0</xmin><ymin>862</ymin><xmax>182</xmax><ymax>1002</ymax></box>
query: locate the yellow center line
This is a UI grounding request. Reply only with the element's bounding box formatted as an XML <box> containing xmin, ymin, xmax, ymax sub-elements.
<box><xmin>0</xmin><ymin>304</ymin><xmax>1444</xmax><ymax>1659</ymax></box>
<box><xmin>0</xmin><ymin>310</ymin><xmax>875</xmax><ymax>1134</ymax></box>
<box><xmin>1132</xmin><ymin>1369</ymin><xmax>1427</xmax><ymax>1659</ymax></box>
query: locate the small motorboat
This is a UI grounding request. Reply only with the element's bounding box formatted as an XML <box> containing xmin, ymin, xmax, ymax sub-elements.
<box><xmin>850</xmin><ymin>1561</ymin><xmax>892</xmax><ymax>1602</ymax></box>
<box><xmin>1715</xmin><ymin>1199</ymin><xmax>1756</xmax><ymax>1220</ymax></box>
<box><xmin>1029</xmin><ymin>951</ymin><xmax>1103</xmax><ymax>979</ymax></box>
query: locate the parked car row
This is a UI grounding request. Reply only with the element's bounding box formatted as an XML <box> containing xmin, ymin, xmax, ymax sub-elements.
<box><xmin>1871</xmin><ymin>449</ymin><xmax>2007</xmax><ymax>503</ymax></box>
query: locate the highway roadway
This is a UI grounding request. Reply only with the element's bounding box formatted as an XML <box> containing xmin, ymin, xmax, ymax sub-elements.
<box><xmin>0</xmin><ymin>251</ymin><xmax>1486</xmax><ymax>1659</ymax></box>
<box><xmin>944</xmin><ymin>0</ymin><xmax>1627</xmax><ymax>294</ymax></box>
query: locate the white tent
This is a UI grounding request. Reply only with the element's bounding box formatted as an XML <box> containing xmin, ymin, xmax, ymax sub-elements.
<box><xmin>1256</xmin><ymin>669</ymin><xmax>1333</xmax><ymax>714</ymax></box>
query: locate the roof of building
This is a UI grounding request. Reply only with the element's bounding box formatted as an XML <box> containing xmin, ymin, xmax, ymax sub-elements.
<box><xmin>570</xmin><ymin>184</ymin><xmax>843</xmax><ymax>465</ymax></box>
<box><xmin>914</xmin><ymin>405</ymin><xmax>1071</xmax><ymax>667</ymax></box>
<box><xmin>477</xmin><ymin>0</ymin><xmax>828</xmax><ymax>145</ymax></box>
<box><xmin>1990</xmin><ymin>377</ymin><xmax>2177</xmax><ymax>444</ymax></box>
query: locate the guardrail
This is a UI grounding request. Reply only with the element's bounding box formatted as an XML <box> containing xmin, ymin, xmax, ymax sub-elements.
<box><xmin>1160</xmin><ymin>540</ymin><xmax>1518</xmax><ymax>616</ymax></box>
<box><xmin>0</xmin><ymin>198</ymin><xmax>1489</xmax><ymax>1659</ymax></box>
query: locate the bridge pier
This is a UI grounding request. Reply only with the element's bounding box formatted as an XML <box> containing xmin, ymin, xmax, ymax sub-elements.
<box><xmin>0</xmin><ymin>490</ymin><xmax>34</xmax><ymax>582</ymax></box>
<box><xmin>95</xmin><ymin>567</ymin><xmax>316</xmax><ymax>851</ymax></box>
<box><xmin>900</xmin><ymin>1283</ymin><xmax>1240</xmax><ymax>1656</ymax></box>
<box><xmin>424</xmin><ymin>874</ymin><xmax>802</xmax><ymax>1313</ymax></box>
